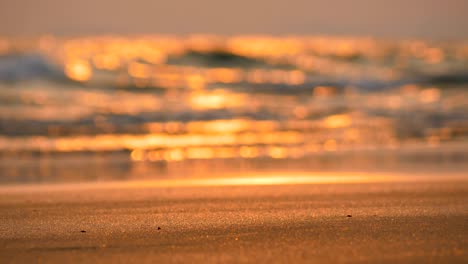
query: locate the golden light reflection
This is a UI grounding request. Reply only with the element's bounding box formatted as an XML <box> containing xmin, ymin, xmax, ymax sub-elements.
<box><xmin>190</xmin><ymin>92</ymin><xmax>227</xmax><ymax>109</ymax></box>
<box><xmin>0</xmin><ymin>104</ymin><xmax>424</xmax><ymax>161</ymax></box>
<box><xmin>131</xmin><ymin>149</ymin><xmax>145</xmax><ymax>161</ymax></box>
<box><xmin>239</xmin><ymin>146</ymin><xmax>259</xmax><ymax>158</ymax></box>
<box><xmin>189</xmin><ymin>90</ymin><xmax>244</xmax><ymax>109</ymax></box>
<box><xmin>324</xmin><ymin>114</ymin><xmax>352</xmax><ymax>128</ymax></box>
<box><xmin>186</xmin><ymin>147</ymin><xmax>215</xmax><ymax>159</ymax></box>
<box><xmin>65</xmin><ymin>59</ymin><xmax>92</xmax><ymax>81</ymax></box>
<box><xmin>164</xmin><ymin>148</ymin><xmax>185</xmax><ymax>161</ymax></box>
<box><xmin>187</xmin><ymin>119</ymin><xmax>249</xmax><ymax>133</ymax></box>
<box><xmin>44</xmin><ymin>35</ymin><xmax>460</xmax><ymax>93</ymax></box>
<box><xmin>268</xmin><ymin>146</ymin><xmax>288</xmax><ymax>159</ymax></box>
<box><xmin>186</xmin><ymin>173</ymin><xmax>390</xmax><ymax>187</ymax></box>
<box><xmin>1</xmin><ymin>35</ymin><xmax>465</xmax><ymax>166</ymax></box>
<box><xmin>0</xmin><ymin>173</ymin><xmax>407</xmax><ymax>193</ymax></box>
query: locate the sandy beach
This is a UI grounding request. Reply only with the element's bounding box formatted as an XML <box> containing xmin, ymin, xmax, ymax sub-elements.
<box><xmin>1</xmin><ymin>177</ymin><xmax>467</xmax><ymax>263</ymax></box>
<box><xmin>1</xmin><ymin>2</ymin><xmax>468</xmax><ymax>263</ymax></box>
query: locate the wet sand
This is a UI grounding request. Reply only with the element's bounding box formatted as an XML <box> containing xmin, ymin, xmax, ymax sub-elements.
<box><xmin>1</xmin><ymin>178</ymin><xmax>467</xmax><ymax>263</ymax></box>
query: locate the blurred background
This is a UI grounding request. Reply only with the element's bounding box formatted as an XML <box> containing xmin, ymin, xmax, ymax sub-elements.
<box><xmin>0</xmin><ymin>0</ymin><xmax>467</xmax><ymax>184</ymax></box>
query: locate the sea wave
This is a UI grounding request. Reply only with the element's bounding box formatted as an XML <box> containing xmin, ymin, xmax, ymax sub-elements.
<box><xmin>0</xmin><ymin>36</ymin><xmax>467</xmax><ymax>158</ymax></box>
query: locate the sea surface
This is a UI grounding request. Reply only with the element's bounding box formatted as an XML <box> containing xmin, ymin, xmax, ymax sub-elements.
<box><xmin>0</xmin><ymin>35</ymin><xmax>467</xmax><ymax>184</ymax></box>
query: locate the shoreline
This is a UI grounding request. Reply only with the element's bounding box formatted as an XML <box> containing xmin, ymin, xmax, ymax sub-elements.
<box><xmin>1</xmin><ymin>169</ymin><xmax>467</xmax><ymax>194</ymax></box>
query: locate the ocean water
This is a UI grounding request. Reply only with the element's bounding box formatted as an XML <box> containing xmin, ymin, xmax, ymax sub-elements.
<box><xmin>0</xmin><ymin>35</ymin><xmax>467</xmax><ymax>184</ymax></box>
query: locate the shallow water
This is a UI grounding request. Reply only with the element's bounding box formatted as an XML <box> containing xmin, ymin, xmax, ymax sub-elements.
<box><xmin>0</xmin><ymin>35</ymin><xmax>467</xmax><ymax>184</ymax></box>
